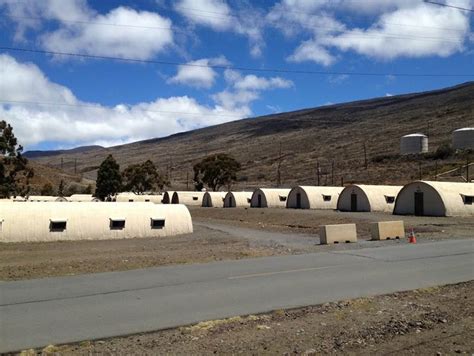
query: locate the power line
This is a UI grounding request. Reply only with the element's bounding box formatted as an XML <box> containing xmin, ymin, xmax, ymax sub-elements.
<box><xmin>424</xmin><ymin>1</ymin><xmax>474</xmax><ymax>12</ymax></box>
<box><xmin>1</xmin><ymin>46</ymin><xmax>472</xmax><ymax>77</ymax></box>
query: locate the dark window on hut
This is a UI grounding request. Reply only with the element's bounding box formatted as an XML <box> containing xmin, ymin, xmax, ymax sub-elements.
<box><xmin>110</xmin><ymin>219</ymin><xmax>126</xmax><ymax>230</ymax></box>
<box><xmin>323</xmin><ymin>195</ymin><xmax>332</xmax><ymax>202</ymax></box>
<box><xmin>145</xmin><ymin>199</ymin><xmax>150</xmax><ymax>202</ymax></box>
<box><xmin>385</xmin><ymin>196</ymin><xmax>395</xmax><ymax>204</ymax></box>
<box><xmin>50</xmin><ymin>220</ymin><xmax>67</xmax><ymax>231</ymax></box>
<box><xmin>193</xmin><ymin>196</ymin><xmax>198</xmax><ymax>201</ymax></box>
<box><xmin>279</xmin><ymin>196</ymin><xmax>287</xmax><ymax>202</ymax></box>
<box><xmin>151</xmin><ymin>218</ymin><xmax>165</xmax><ymax>229</ymax></box>
<box><xmin>463</xmin><ymin>196</ymin><xmax>473</xmax><ymax>205</ymax></box>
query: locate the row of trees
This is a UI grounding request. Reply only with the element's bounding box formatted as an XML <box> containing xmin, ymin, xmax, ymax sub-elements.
<box><xmin>1</xmin><ymin>120</ymin><xmax>242</xmax><ymax>200</ymax></box>
<box><xmin>95</xmin><ymin>153</ymin><xmax>241</xmax><ymax>201</ymax></box>
<box><xmin>95</xmin><ymin>156</ymin><xmax>169</xmax><ymax>200</ymax></box>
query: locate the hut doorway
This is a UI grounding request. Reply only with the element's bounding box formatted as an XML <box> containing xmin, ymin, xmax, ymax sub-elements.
<box><xmin>296</xmin><ymin>193</ymin><xmax>301</xmax><ymax>209</ymax></box>
<box><xmin>414</xmin><ymin>192</ymin><xmax>424</xmax><ymax>216</ymax></box>
<box><xmin>257</xmin><ymin>194</ymin><xmax>262</xmax><ymax>208</ymax></box>
<box><xmin>350</xmin><ymin>194</ymin><xmax>357</xmax><ymax>212</ymax></box>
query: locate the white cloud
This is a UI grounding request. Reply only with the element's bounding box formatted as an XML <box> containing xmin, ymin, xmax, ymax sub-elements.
<box><xmin>1</xmin><ymin>1</ymin><xmax>174</xmax><ymax>59</ymax></box>
<box><xmin>174</xmin><ymin>0</ymin><xmax>265</xmax><ymax>57</ymax></box>
<box><xmin>0</xmin><ymin>55</ymin><xmax>246</xmax><ymax>148</ymax></box>
<box><xmin>233</xmin><ymin>74</ymin><xmax>293</xmax><ymax>91</ymax></box>
<box><xmin>322</xmin><ymin>3</ymin><xmax>470</xmax><ymax>60</ymax></box>
<box><xmin>174</xmin><ymin>0</ymin><xmax>232</xmax><ymax>30</ymax></box>
<box><xmin>168</xmin><ymin>56</ymin><xmax>229</xmax><ymax>88</ymax></box>
<box><xmin>269</xmin><ymin>0</ymin><xmax>472</xmax><ymax>64</ymax></box>
<box><xmin>287</xmin><ymin>40</ymin><xmax>336</xmax><ymax>66</ymax></box>
<box><xmin>211</xmin><ymin>69</ymin><xmax>293</xmax><ymax>111</ymax></box>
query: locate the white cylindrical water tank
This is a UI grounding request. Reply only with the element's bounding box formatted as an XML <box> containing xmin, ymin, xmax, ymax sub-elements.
<box><xmin>400</xmin><ymin>133</ymin><xmax>428</xmax><ymax>155</ymax></box>
<box><xmin>452</xmin><ymin>128</ymin><xmax>474</xmax><ymax>150</ymax></box>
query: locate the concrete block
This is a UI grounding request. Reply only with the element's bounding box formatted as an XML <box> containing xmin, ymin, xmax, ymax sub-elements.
<box><xmin>371</xmin><ymin>221</ymin><xmax>405</xmax><ymax>240</ymax></box>
<box><xmin>320</xmin><ymin>224</ymin><xmax>357</xmax><ymax>244</ymax></box>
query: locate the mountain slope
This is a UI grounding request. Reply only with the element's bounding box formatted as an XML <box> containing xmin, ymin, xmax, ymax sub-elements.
<box><xmin>30</xmin><ymin>82</ymin><xmax>474</xmax><ymax>188</ymax></box>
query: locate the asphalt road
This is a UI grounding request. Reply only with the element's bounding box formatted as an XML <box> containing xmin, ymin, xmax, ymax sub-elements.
<box><xmin>1</xmin><ymin>239</ymin><xmax>473</xmax><ymax>352</ymax></box>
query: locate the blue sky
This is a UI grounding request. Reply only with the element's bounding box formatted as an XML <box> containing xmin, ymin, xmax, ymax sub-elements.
<box><xmin>0</xmin><ymin>0</ymin><xmax>473</xmax><ymax>150</ymax></box>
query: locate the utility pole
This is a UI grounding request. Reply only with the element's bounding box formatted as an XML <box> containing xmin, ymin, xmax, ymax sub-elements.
<box><xmin>168</xmin><ymin>156</ymin><xmax>173</xmax><ymax>184</ymax></box>
<box><xmin>341</xmin><ymin>176</ymin><xmax>344</xmax><ymax>187</ymax></box>
<box><xmin>331</xmin><ymin>161</ymin><xmax>335</xmax><ymax>186</ymax></box>
<box><xmin>419</xmin><ymin>162</ymin><xmax>422</xmax><ymax>180</ymax></box>
<box><xmin>317</xmin><ymin>161</ymin><xmax>320</xmax><ymax>186</ymax></box>
<box><xmin>363</xmin><ymin>143</ymin><xmax>368</xmax><ymax>170</ymax></box>
<box><xmin>276</xmin><ymin>142</ymin><xmax>282</xmax><ymax>187</ymax></box>
<box><xmin>466</xmin><ymin>156</ymin><xmax>470</xmax><ymax>182</ymax></box>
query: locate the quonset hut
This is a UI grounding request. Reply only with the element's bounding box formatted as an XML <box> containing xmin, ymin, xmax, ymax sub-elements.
<box><xmin>0</xmin><ymin>202</ymin><xmax>193</xmax><ymax>242</ymax></box>
<box><xmin>393</xmin><ymin>181</ymin><xmax>474</xmax><ymax>217</ymax></box>
<box><xmin>250</xmin><ymin>188</ymin><xmax>291</xmax><ymax>208</ymax></box>
<box><xmin>202</xmin><ymin>192</ymin><xmax>226</xmax><ymax>207</ymax></box>
<box><xmin>116</xmin><ymin>193</ymin><xmax>163</xmax><ymax>203</ymax></box>
<box><xmin>286</xmin><ymin>186</ymin><xmax>344</xmax><ymax>210</ymax></box>
<box><xmin>224</xmin><ymin>192</ymin><xmax>253</xmax><ymax>208</ymax></box>
<box><xmin>27</xmin><ymin>196</ymin><xmax>68</xmax><ymax>202</ymax></box>
<box><xmin>68</xmin><ymin>194</ymin><xmax>100</xmax><ymax>202</ymax></box>
<box><xmin>162</xmin><ymin>191</ymin><xmax>175</xmax><ymax>204</ymax></box>
<box><xmin>337</xmin><ymin>185</ymin><xmax>403</xmax><ymax>213</ymax></box>
<box><xmin>171</xmin><ymin>191</ymin><xmax>206</xmax><ymax>206</ymax></box>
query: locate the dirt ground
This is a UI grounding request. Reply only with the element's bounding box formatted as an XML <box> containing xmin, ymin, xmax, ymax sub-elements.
<box><xmin>22</xmin><ymin>281</ymin><xmax>473</xmax><ymax>355</ymax></box>
<box><xmin>190</xmin><ymin>207</ymin><xmax>474</xmax><ymax>240</ymax></box>
<box><xmin>1</xmin><ymin>208</ymin><xmax>473</xmax><ymax>281</ymax></box>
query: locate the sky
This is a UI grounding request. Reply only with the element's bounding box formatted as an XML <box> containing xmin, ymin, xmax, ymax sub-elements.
<box><xmin>0</xmin><ymin>0</ymin><xmax>473</xmax><ymax>151</ymax></box>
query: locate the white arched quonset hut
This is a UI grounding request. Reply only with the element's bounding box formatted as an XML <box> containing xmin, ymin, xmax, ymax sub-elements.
<box><xmin>172</xmin><ymin>191</ymin><xmax>206</xmax><ymax>206</ymax></box>
<box><xmin>224</xmin><ymin>192</ymin><xmax>253</xmax><ymax>208</ymax></box>
<box><xmin>0</xmin><ymin>202</ymin><xmax>193</xmax><ymax>243</ymax></box>
<box><xmin>337</xmin><ymin>185</ymin><xmax>403</xmax><ymax>213</ymax></box>
<box><xmin>286</xmin><ymin>186</ymin><xmax>344</xmax><ymax>210</ymax></box>
<box><xmin>28</xmin><ymin>196</ymin><xmax>68</xmax><ymax>202</ymax></box>
<box><xmin>250</xmin><ymin>188</ymin><xmax>291</xmax><ymax>208</ymax></box>
<box><xmin>68</xmin><ymin>194</ymin><xmax>100</xmax><ymax>202</ymax></box>
<box><xmin>394</xmin><ymin>181</ymin><xmax>474</xmax><ymax>217</ymax></box>
<box><xmin>202</xmin><ymin>192</ymin><xmax>226</xmax><ymax>207</ymax></box>
<box><xmin>162</xmin><ymin>191</ymin><xmax>174</xmax><ymax>204</ymax></box>
<box><xmin>116</xmin><ymin>193</ymin><xmax>163</xmax><ymax>203</ymax></box>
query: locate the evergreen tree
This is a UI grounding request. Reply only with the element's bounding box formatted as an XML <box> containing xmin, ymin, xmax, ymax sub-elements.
<box><xmin>40</xmin><ymin>182</ymin><xmax>54</xmax><ymax>196</ymax></box>
<box><xmin>0</xmin><ymin>120</ymin><xmax>34</xmax><ymax>198</ymax></box>
<box><xmin>58</xmin><ymin>180</ymin><xmax>65</xmax><ymax>197</ymax></box>
<box><xmin>94</xmin><ymin>155</ymin><xmax>122</xmax><ymax>201</ymax></box>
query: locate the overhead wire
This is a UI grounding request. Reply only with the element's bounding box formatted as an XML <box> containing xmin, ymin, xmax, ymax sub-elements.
<box><xmin>1</xmin><ymin>46</ymin><xmax>472</xmax><ymax>77</ymax></box>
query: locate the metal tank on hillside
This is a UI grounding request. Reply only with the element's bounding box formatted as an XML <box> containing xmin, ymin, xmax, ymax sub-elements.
<box><xmin>452</xmin><ymin>128</ymin><xmax>474</xmax><ymax>150</ymax></box>
<box><xmin>400</xmin><ymin>133</ymin><xmax>428</xmax><ymax>155</ymax></box>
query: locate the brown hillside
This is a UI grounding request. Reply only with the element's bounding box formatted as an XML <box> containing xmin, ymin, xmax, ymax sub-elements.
<box><xmin>29</xmin><ymin>82</ymin><xmax>474</xmax><ymax>189</ymax></box>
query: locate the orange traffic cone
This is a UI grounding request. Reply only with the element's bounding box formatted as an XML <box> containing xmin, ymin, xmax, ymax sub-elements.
<box><xmin>408</xmin><ymin>228</ymin><xmax>417</xmax><ymax>244</ymax></box>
